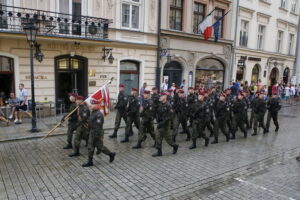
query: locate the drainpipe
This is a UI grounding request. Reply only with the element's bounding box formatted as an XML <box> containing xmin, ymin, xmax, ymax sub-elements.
<box><xmin>229</xmin><ymin>0</ymin><xmax>240</xmax><ymax>86</ymax></box>
<box><xmin>155</xmin><ymin>0</ymin><xmax>162</xmax><ymax>91</ymax></box>
<box><xmin>294</xmin><ymin>14</ymin><xmax>300</xmax><ymax>84</ymax></box>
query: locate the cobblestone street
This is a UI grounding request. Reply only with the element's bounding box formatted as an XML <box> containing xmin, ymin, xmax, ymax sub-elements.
<box><xmin>0</xmin><ymin>105</ymin><xmax>300</xmax><ymax>200</ymax></box>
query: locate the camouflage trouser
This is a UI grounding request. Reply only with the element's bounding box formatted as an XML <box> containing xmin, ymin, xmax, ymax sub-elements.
<box><xmin>138</xmin><ymin>118</ymin><xmax>155</xmax><ymax>142</ymax></box>
<box><xmin>232</xmin><ymin>115</ymin><xmax>247</xmax><ymax>134</ymax></box>
<box><xmin>156</xmin><ymin>122</ymin><xmax>176</xmax><ymax>149</ymax></box>
<box><xmin>125</xmin><ymin>114</ymin><xmax>140</xmax><ymax>137</ymax></box>
<box><xmin>226</xmin><ymin>113</ymin><xmax>233</xmax><ymax>132</ymax></box>
<box><xmin>253</xmin><ymin>113</ymin><xmax>266</xmax><ymax>132</ymax></box>
<box><xmin>214</xmin><ymin>118</ymin><xmax>229</xmax><ymax>138</ymax></box>
<box><xmin>73</xmin><ymin>125</ymin><xmax>89</xmax><ymax>153</ymax></box>
<box><xmin>266</xmin><ymin>111</ymin><xmax>279</xmax><ymax>129</ymax></box>
<box><xmin>67</xmin><ymin>122</ymin><xmax>77</xmax><ymax>146</ymax></box>
<box><xmin>192</xmin><ymin>120</ymin><xmax>208</xmax><ymax>140</ymax></box>
<box><xmin>244</xmin><ymin>110</ymin><xmax>250</xmax><ymax>127</ymax></box>
<box><xmin>250</xmin><ymin>110</ymin><xmax>254</xmax><ymax>127</ymax></box>
<box><xmin>173</xmin><ymin>114</ymin><xmax>190</xmax><ymax>137</ymax></box>
<box><xmin>88</xmin><ymin>130</ymin><xmax>111</xmax><ymax>159</ymax></box>
<box><xmin>114</xmin><ymin>110</ymin><xmax>127</xmax><ymax>133</ymax></box>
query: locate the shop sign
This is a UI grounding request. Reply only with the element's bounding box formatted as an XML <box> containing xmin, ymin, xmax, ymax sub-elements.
<box><xmin>46</xmin><ymin>43</ymin><xmax>96</xmax><ymax>52</ymax></box>
<box><xmin>88</xmin><ymin>69</ymin><xmax>96</xmax><ymax>77</ymax></box>
<box><xmin>237</xmin><ymin>59</ymin><xmax>245</xmax><ymax>68</ymax></box>
<box><xmin>89</xmin><ymin>81</ymin><xmax>96</xmax><ymax>87</ymax></box>
<box><xmin>25</xmin><ymin>75</ymin><xmax>48</xmax><ymax>80</ymax></box>
<box><xmin>99</xmin><ymin>75</ymin><xmax>107</xmax><ymax>79</ymax></box>
<box><xmin>240</xmin><ymin>56</ymin><xmax>247</xmax><ymax>60</ymax></box>
<box><xmin>248</xmin><ymin>57</ymin><xmax>261</xmax><ymax>62</ymax></box>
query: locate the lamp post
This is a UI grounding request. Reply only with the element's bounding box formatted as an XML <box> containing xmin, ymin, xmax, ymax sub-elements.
<box><xmin>24</xmin><ymin>23</ymin><xmax>39</xmax><ymax>132</ymax></box>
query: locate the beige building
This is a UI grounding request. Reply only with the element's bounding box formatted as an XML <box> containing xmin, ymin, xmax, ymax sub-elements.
<box><xmin>159</xmin><ymin>0</ymin><xmax>233</xmax><ymax>90</ymax></box>
<box><xmin>0</xmin><ymin>0</ymin><xmax>158</xmax><ymax>109</ymax></box>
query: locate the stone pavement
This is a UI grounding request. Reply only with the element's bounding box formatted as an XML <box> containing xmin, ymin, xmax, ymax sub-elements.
<box><xmin>0</xmin><ymin>105</ymin><xmax>299</xmax><ymax>200</ymax></box>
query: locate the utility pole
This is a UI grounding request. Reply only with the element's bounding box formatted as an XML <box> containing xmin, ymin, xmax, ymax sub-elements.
<box><xmin>294</xmin><ymin>13</ymin><xmax>300</xmax><ymax>84</ymax></box>
<box><xmin>155</xmin><ymin>0</ymin><xmax>162</xmax><ymax>91</ymax></box>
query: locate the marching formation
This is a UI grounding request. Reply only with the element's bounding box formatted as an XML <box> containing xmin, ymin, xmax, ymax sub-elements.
<box><xmin>62</xmin><ymin>84</ymin><xmax>281</xmax><ymax>167</ymax></box>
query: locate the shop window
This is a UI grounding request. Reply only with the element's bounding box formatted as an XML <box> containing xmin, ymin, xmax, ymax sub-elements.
<box><xmin>0</xmin><ymin>56</ymin><xmax>14</xmax><ymax>101</ymax></box>
<box><xmin>196</xmin><ymin>58</ymin><xmax>225</xmax><ymax>89</ymax></box>
<box><xmin>120</xmin><ymin>60</ymin><xmax>140</xmax><ymax>95</ymax></box>
<box><xmin>251</xmin><ymin>64</ymin><xmax>260</xmax><ymax>83</ymax></box>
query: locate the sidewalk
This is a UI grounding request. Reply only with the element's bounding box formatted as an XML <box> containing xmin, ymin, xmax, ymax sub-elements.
<box><xmin>0</xmin><ymin>110</ymin><xmax>125</xmax><ymax>142</ymax></box>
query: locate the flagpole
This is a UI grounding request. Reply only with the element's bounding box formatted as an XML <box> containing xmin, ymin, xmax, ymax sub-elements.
<box><xmin>198</xmin><ymin>8</ymin><xmax>216</xmax><ymax>26</ymax></box>
<box><xmin>42</xmin><ymin>77</ymin><xmax>114</xmax><ymax>139</ymax></box>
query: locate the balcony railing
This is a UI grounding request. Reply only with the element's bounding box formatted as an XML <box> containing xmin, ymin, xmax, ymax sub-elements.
<box><xmin>0</xmin><ymin>4</ymin><xmax>112</xmax><ymax>40</ymax></box>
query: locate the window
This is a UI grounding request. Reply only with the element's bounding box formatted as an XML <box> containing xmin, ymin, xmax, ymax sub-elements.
<box><xmin>214</xmin><ymin>8</ymin><xmax>224</xmax><ymax>38</ymax></box>
<box><xmin>0</xmin><ymin>0</ymin><xmax>7</xmax><ymax>29</ymax></box>
<box><xmin>193</xmin><ymin>2</ymin><xmax>205</xmax><ymax>34</ymax></box>
<box><xmin>257</xmin><ymin>25</ymin><xmax>265</xmax><ymax>50</ymax></box>
<box><xmin>170</xmin><ymin>0</ymin><xmax>183</xmax><ymax>31</ymax></box>
<box><xmin>239</xmin><ymin>20</ymin><xmax>249</xmax><ymax>47</ymax></box>
<box><xmin>277</xmin><ymin>30</ymin><xmax>284</xmax><ymax>53</ymax></box>
<box><xmin>291</xmin><ymin>0</ymin><xmax>297</xmax><ymax>12</ymax></box>
<box><xmin>122</xmin><ymin>0</ymin><xmax>141</xmax><ymax>29</ymax></box>
<box><xmin>251</xmin><ymin>64</ymin><xmax>260</xmax><ymax>83</ymax></box>
<box><xmin>120</xmin><ymin>61</ymin><xmax>140</xmax><ymax>95</ymax></box>
<box><xmin>280</xmin><ymin>0</ymin><xmax>286</xmax><ymax>9</ymax></box>
<box><xmin>288</xmin><ymin>34</ymin><xmax>295</xmax><ymax>55</ymax></box>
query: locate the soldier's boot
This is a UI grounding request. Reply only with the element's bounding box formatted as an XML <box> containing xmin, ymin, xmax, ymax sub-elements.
<box><xmin>152</xmin><ymin>148</ymin><xmax>162</xmax><ymax>157</ymax></box>
<box><xmin>132</xmin><ymin>140</ymin><xmax>142</xmax><ymax>149</ymax></box>
<box><xmin>243</xmin><ymin>131</ymin><xmax>247</xmax><ymax>138</ymax></box>
<box><xmin>172</xmin><ymin>144</ymin><xmax>179</xmax><ymax>155</ymax></box>
<box><xmin>263</xmin><ymin>128</ymin><xmax>268</xmax><ymax>134</ymax></box>
<box><xmin>82</xmin><ymin>157</ymin><xmax>93</xmax><ymax>167</ymax></box>
<box><xmin>186</xmin><ymin>132</ymin><xmax>191</xmax><ymax>141</ymax></box>
<box><xmin>63</xmin><ymin>143</ymin><xmax>72</xmax><ymax>149</ymax></box>
<box><xmin>69</xmin><ymin>150</ymin><xmax>80</xmax><ymax>157</ymax></box>
<box><xmin>211</xmin><ymin>137</ymin><xmax>218</xmax><ymax>144</ymax></box>
<box><xmin>85</xmin><ymin>138</ymin><xmax>88</xmax><ymax>147</ymax></box>
<box><xmin>226</xmin><ymin>134</ymin><xmax>230</xmax><ymax>142</ymax></box>
<box><xmin>109</xmin><ymin>131</ymin><xmax>117</xmax><ymax>138</ymax></box>
<box><xmin>209</xmin><ymin>132</ymin><xmax>214</xmax><ymax>137</ymax></box>
<box><xmin>172</xmin><ymin>135</ymin><xmax>176</xmax><ymax>143</ymax></box>
<box><xmin>189</xmin><ymin>139</ymin><xmax>196</xmax><ymax>150</ymax></box>
<box><xmin>251</xmin><ymin>130</ymin><xmax>257</xmax><ymax>136</ymax></box>
<box><xmin>230</xmin><ymin>132</ymin><xmax>236</xmax><ymax>140</ymax></box>
<box><xmin>275</xmin><ymin>126</ymin><xmax>279</xmax><ymax>132</ymax></box>
<box><xmin>109</xmin><ymin>152</ymin><xmax>116</xmax><ymax>163</ymax></box>
<box><xmin>204</xmin><ymin>138</ymin><xmax>210</xmax><ymax>147</ymax></box>
<box><xmin>129</xmin><ymin>130</ymin><xmax>134</xmax><ymax>136</ymax></box>
<box><xmin>120</xmin><ymin>135</ymin><xmax>129</xmax><ymax>143</ymax></box>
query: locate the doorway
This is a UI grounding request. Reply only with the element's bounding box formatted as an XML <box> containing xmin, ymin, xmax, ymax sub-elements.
<box><xmin>283</xmin><ymin>68</ymin><xmax>290</xmax><ymax>84</ymax></box>
<box><xmin>120</xmin><ymin>60</ymin><xmax>140</xmax><ymax>95</ymax></box>
<box><xmin>0</xmin><ymin>56</ymin><xmax>14</xmax><ymax>102</ymax></box>
<box><xmin>269</xmin><ymin>67</ymin><xmax>279</xmax><ymax>85</ymax></box>
<box><xmin>55</xmin><ymin>55</ymin><xmax>87</xmax><ymax>110</ymax></box>
<box><xmin>163</xmin><ymin>61</ymin><xmax>183</xmax><ymax>88</ymax></box>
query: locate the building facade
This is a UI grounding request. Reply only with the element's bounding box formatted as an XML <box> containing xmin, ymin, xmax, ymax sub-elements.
<box><xmin>159</xmin><ymin>0</ymin><xmax>233</xmax><ymax>90</ymax></box>
<box><xmin>0</xmin><ymin>0</ymin><xmax>158</xmax><ymax>109</ymax></box>
<box><xmin>233</xmin><ymin>0</ymin><xmax>299</xmax><ymax>86</ymax></box>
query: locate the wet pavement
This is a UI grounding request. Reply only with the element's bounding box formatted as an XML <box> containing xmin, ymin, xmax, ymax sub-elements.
<box><xmin>0</xmin><ymin>106</ymin><xmax>299</xmax><ymax>200</ymax></box>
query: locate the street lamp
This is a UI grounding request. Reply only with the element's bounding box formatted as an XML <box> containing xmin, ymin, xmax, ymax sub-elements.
<box><xmin>23</xmin><ymin>23</ymin><xmax>39</xmax><ymax>133</ymax></box>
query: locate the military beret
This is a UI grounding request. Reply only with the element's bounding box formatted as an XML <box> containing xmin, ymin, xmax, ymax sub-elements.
<box><xmin>167</xmin><ymin>89</ymin><xmax>173</xmax><ymax>93</ymax></box>
<box><xmin>132</xmin><ymin>88</ymin><xmax>138</xmax><ymax>92</ymax></box>
<box><xmin>144</xmin><ymin>90</ymin><xmax>151</xmax><ymax>94</ymax></box>
<box><xmin>90</xmin><ymin>99</ymin><xmax>100</xmax><ymax>104</ymax></box>
<box><xmin>188</xmin><ymin>87</ymin><xmax>194</xmax><ymax>90</ymax></box>
<box><xmin>178</xmin><ymin>89</ymin><xmax>184</xmax><ymax>94</ymax></box>
<box><xmin>68</xmin><ymin>93</ymin><xmax>77</xmax><ymax>97</ymax></box>
<box><xmin>160</xmin><ymin>92</ymin><xmax>167</xmax><ymax>96</ymax></box>
<box><xmin>220</xmin><ymin>92</ymin><xmax>226</xmax><ymax>97</ymax></box>
<box><xmin>152</xmin><ymin>87</ymin><xmax>157</xmax><ymax>90</ymax></box>
<box><xmin>76</xmin><ymin>96</ymin><xmax>84</xmax><ymax>100</ymax></box>
<box><xmin>119</xmin><ymin>84</ymin><xmax>125</xmax><ymax>87</ymax></box>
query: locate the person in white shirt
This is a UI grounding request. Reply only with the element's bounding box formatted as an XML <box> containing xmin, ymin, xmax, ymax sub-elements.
<box><xmin>160</xmin><ymin>79</ymin><xmax>168</xmax><ymax>92</ymax></box>
<box><xmin>284</xmin><ymin>85</ymin><xmax>291</xmax><ymax>104</ymax></box>
<box><xmin>15</xmin><ymin>83</ymin><xmax>32</xmax><ymax>124</ymax></box>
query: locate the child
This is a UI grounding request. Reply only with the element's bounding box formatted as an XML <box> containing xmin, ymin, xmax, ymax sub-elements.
<box><xmin>0</xmin><ymin>109</ymin><xmax>10</xmax><ymax>126</ymax></box>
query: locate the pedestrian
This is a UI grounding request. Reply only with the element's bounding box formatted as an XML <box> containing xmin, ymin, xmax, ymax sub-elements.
<box><xmin>265</xmin><ymin>92</ymin><xmax>281</xmax><ymax>133</ymax></box>
<box><xmin>160</xmin><ymin>79</ymin><xmax>168</xmax><ymax>92</ymax></box>
<box><xmin>0</xmin><ymin>109</ymin><xmax>10</xmax><ymax>126</ymax></box>
<box><xmin>189</xmin><ymin>92</ymin><xmax>210</xmax><ymax>149</ymax></box>
<box><xmin>140</xmin><ymin>82</ymin><xmax>147</xmax><ymax>105</ymax></box>
<box><xmin>152</xmin><ymin>92</ymin><xmax>179</xmax><ymax>157</ymax></box>
<box><xmin>14</xmin><ymin>83</ymin><xmax>32</xmax><ymax>124</ymax></box>
<box><xmin>8</xmin><ymin>92</ymin><xmax>19</xmax><ymax>120</ymax></box>
<box><xmin>284</xmin><ymin>84</ymin><xmax>291</xmax><ymax>104</ymax></box>
<box><xmin>121</xmin><ymin>88</ymin><xmax>140</xmax><ymax>143</ymax></box>
<box><xmin>132</xmin><ymin>90</ymin><xmax>156</xmax><ymax>149</ymax></box>
<box><xmin>82</xmin><ymin>99</ymin><xmax>116</xmax><ymax>167</ymax></box>
<box><xmin>62</xmin><ymin>93</ymin><xmax>78</xmax><ymax>149</ymax></box>
<box><xmin>180</xmin><ymin>80</ymin><xmax>186</xmax><ymax>89</ymax></box>
<box><xmin>170</xmin><ymin>83</ymin><xmax>176</xmax><ymax>91</ymax></box>
<box><xmin>69</xmin><ymin>96</ymin><xmax>90</xmax><ymax>157</ymax></box>
<box><xmin>109</xmin><ymin>84</ymin><xmax>128</xmax><ymax>138</ymax></box>
<box><xmin>252</xmin><ymin>91</ymin><xmax>267</xmax><ymax>136</ymax></box>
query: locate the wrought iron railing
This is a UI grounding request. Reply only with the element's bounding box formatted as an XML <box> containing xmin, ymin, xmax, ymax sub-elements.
<box><xmin>0</xmin><ymin>4</ymin><xmax>112</xmax><ymax>40</ymax></box>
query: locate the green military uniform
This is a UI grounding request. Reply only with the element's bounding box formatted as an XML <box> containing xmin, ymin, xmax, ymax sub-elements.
<box><xmin>225</xmin><ymin>96</ymin><xmax>234</xmax><ymax>134</ymax></box>
<box><xmin>205</xmin><ymin>96</ymin><xmax>215</xmax><ymax>136</ymax></box>
<box><xmin>243</xmin><ymin>95</ymin><xmax>251</xmax><ymax>129</ymax></box>
<box><xmin>63</xmin><ymin>102</ymin><xmax>78</xmax><ymax>149</ymax></box>
<box><xmin>110</xmin><ymin>91</ymin><xmax>128</xmax><ymax>138</ymax></box>
<box><xmin>121</xmin><ymin>94</ymin><xmax>140</xmax><ymax>143</ymax></box>
<box><xmin>187</xmin><ymin>93</ymin><xmax>197</xmax><ymax>127</ymax></box>
<box><xmin>69</xmin><ymin>104</ymin><xmax>90</xmax><ymax>157</ymax></box>
<box><xmin>152</xmin><ymin>101</ymin><xmax>179</xmax><ymax>157</ymax></box>
<box><xmin>189</xmin><ymin>100</ymin><xmax>210</xmax><ymax>149</ymax></box>
<box><xmin>231</xmin><ymin>98</ymin><xmax>248</xmax><ymax>139</ymax></box>
<box><xmin>151</xmin><ymin>93</ymin><xmax>160</xmax><ymax>118</ymax></box>
<box><xmin>252</xmin><ymin>97</ymin><xmax>267</xmax><ymax>135</ymax></box>
<box><xmin>173</xmin><ymin>96</ymin><xmax>191</xmax><ymax>142</ymax></box>
<box><xmin>212</xmin><ymin>99</ymin><xmax>230</xmax><ymax>144</ymax></box>
<box><xmin>82</xmin><ymin>109</ymin><xmax>115</xmax><ymax>167</ymax></box>
<box><xmin>249</xmin><ymin>95</ymin><xmax>257</xmax><ymax>128</ymax></box>
<box><xmin>266</xmin><ymin>96</ymin><xmax>281</xmax><ymax>132</ymax></box>
<box><xmin>132</xmin><ymin>98</ymin><xmax>155</xmax><ymax>148</ymax></box>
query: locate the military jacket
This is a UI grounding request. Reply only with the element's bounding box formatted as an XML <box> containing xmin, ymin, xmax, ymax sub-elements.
<box><xmin>193</xmin><ymin>100</ymin><xmax>210</xmax><ymax>121</ymax></box>
<box><xmin>76</xmin><ymin>104</ymin><xmax>90</xmax><ymax>128</ymax></box>
<box><xmin>253</xmin><ymin>99</ymin><xmax>267</xmax><ymax>115</ymax></box>
<box><xmin>151</xmin><ymin>93</ymin><xmax>160</xmax><ymax>110</ymax></box>
<box><xmin>156</xmin><ymin>102</ymin><xmax>172</xmax><ymax>128</ymax></box>
<box><xmin>267</xmin><ymin>97</ymin><xmax>281</xmax><ymax>113</ymax></box>
<box><xmin>68</xmin><ymin>102</ymin><xmax>78</xmax><ymax>122</ymax></box>
<box><xmin>140</xmin><ymin>98</ymin><xmax>154</xmax><ymax>120</ymax></box>
<box><xmin>87</xmin><ymin>110</ymin><xmax>104</xmax><ymax>135</ymax></box>
<box><xmin>232</xmin><ymin>99</ymin><xmax>247</xmax><ymax>116</ymax></box>
<box><xmin>126</xmin><ymin>95</ymin><xmax>140</xmax><ymax>116</ymax></box>
<box><xmin>215</xmin><ymin>100</ymin><xmax>229</xmax><ymax>119</ymax></box>
<box><xmin>174</xmin><ymin>97</ymin><xmax>189</xmax><ymax>116</ymax></box>
<box><xmin>115</xmin><ymin>91</ymin><xmax>128</xmax><ymax>111</ymax></box>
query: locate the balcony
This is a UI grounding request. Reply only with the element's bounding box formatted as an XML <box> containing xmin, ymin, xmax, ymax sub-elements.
<box><xmin>0</xmin><ymin>4</ymin><xmax>112</xmax><ymax>40</ymax></box>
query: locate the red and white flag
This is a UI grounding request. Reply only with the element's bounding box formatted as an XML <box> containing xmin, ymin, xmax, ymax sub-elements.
<box><xmin>198</xmin><ymin>9</ymin><xmax>215</xmax><ymax>40</ymax></box>
<box><xmin>85</xmin><ymin>85</ymin><xmax>111</xmax><ymax>116</ymax></box>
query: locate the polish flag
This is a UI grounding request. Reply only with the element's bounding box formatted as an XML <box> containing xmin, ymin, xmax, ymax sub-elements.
<box><xmin>198</xmin><ymin>10</ymin><xmax>215</xmax><ymax>40</ymax></box>
<box><xmin>85</xmin><ymin>85</ymin><xmax>111</xmax><ymax>116</ymax></box>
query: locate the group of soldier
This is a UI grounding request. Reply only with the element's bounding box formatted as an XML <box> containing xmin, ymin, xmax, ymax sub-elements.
<box><xmin>62</xmin><ymin>83</ymin><xmax>281</xmax><ymax>167</ymax></box>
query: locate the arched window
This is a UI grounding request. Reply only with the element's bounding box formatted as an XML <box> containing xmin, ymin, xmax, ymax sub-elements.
<box><xmin>251</xmin><ymin>64</ymin><xmax>260</xmax><ymax>83</ymax></box>
<box><xmin>163</xmin><ymin>61</ymin><xmax>183</xmax><ymax>88</ymax></box>
<box><xmin>120</xmin><ymin>60</ymin><xmax>140</xmax><ymax>95</ymax></box>
<box><xmin>283</xmin><ymin>68</ymin><xmax>290</xmax><ymax>84</ymax></box>
<box><xmin>196</xmin><ymin>58</ymin><xmax>225</xmax><ymax>89</ymax></box>
<box><xmin>0</xmin><ymin>56</ymin><xmax>14</xmax><ymax>99</ymax></box>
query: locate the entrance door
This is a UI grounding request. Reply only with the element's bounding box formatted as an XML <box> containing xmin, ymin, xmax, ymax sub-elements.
<box><xmin>269</xmin><ymin>68</ymin><xmax>278</xmax><ymax>85</ymax></box>
<box><xmin>283</xmin><ymin>68</ymin><xmax>290</xmax><ymax>84</ymax></box>
<box><xmin>55</xmin><ymin>55</ymin><xmax>87</xmax><ymax>110</ymax></box>
<box><xmin>0</xmin><ymin>56</ymin><xmax>14</xmax><ymax>103</ymax></box>
<box><xmin>163</xmin><ymin>61</ymin><xmax>182</xmax><ymax>87</ymax></box>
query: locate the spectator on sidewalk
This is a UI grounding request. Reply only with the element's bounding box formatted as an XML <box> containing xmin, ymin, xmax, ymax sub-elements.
<box><xmin>0</xmin><ymin>109</ymin><xmax>10</xmax><ymax>126</ymax></box>
<box><xmin>297</xmin><ymin>153</ymin><xmax>300</xmax><ymax>161</ymax></box>
<box><xmin>15</xmin><ymin>83</ymin><xmax>32</xmax><ymax>124</ymax></box>
<box><xmin>140</xmin><ymin>82</ymin><xmax>147</xmax><ymax>105</ymax></box>
<box><xmin>170</xmin><ymin>83</ymin><xmax>176</xmax><ymax>91</ymax></box>
<box><xmin>160</xmin><ymin>79</ymin><xmax>168</xmax><ymax>92</ymax></box>
<box><xmin>8</xmin><ymin>92</ymin><xmax>19</xmax><ymax>120</ymax></box>
<box><xmin>284</xmin><ymin>84</ymin><xmax>291</xmax><ymax>104</ymax></box>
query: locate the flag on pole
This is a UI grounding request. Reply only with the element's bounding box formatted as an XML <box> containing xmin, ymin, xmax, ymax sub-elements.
<box><xmin>85</xmin><ymin>85</ymin><xmax>111</xmax><ymax>116</ymax></box>
<box><xmin>198</xmin><ymin>9</ymin><xmax>215</xmax><ymax>40</ymax></box>
<box><xmin>212</xmin><ymin>10</ymin><xmax>231</xmax><ymax>42</ymax></box>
